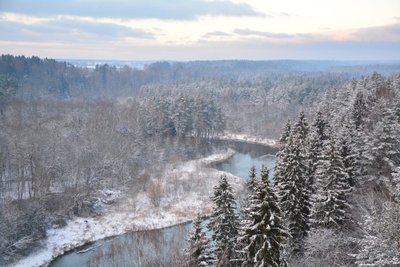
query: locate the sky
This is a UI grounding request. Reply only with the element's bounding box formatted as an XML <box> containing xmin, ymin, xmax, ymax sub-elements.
<box><xmin>0</xmin><ymin>0</ymin><xmax>399</xmax><ymax>60</ymax></box>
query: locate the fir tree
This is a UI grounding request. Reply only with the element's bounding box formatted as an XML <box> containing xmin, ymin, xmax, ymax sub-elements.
<box><xmin>246</xmin><ymin>165</ymin><xmax>257</xmax><ymax>192</ymax></box>
<box><xmin>370</xmin><ymin>107</ymin><xmax>400</xmax><ymax>175</ymax></box>
<box><xmin>312</xmin><ymin>111</ymin><xmax>330</xmax><ymax>142</ymax></box>
<box><xmin>337</xmin><ymin>117</ymin><xmax>357</xmax><ymax>187</ymax></box>
<box><xmin>311</xmin><ymin>137</ymin><xmax>352</xmax><ymax>228</ymax></box>
<box><xmin>279</xmin><ymin>119</ymin><xmax>291</xmax><ymax>144</ymax></box>
<box><xmin>187</xmin><ymin>214</ymin><xmax>213</xmax><ymax>267</ymax></box>
<box><xmin>292</xmin><ymin>111</ymin><xmax>309</xmax><ymax>149</ymax></box>
<box><xmin>276</xmin><ymin>133</ymin><xmax>311</xmax><ymax>254</ymax></box>
<box><xmin>308</xmin><ymin>112</ymin><xmax>331</xmax><ymax>191</ymax></box>
<box><xmin>395</xmin><ymin>101</ymin><xmax>400</xmax><ymax>124</ymax></box>
<box><xmin>238</xmin><ymin>166</ymin><xmax>288</xmax><ymax>267</ymax></box>
<box><xmin>351</xmin><ymin>128</ymin><xmax>371</xmax><ymax>177</ymax></box>
<box><xmin>208</xmin><ymin>175</ymin><xmax>238</xmax><ymax>266</ymax></box>
<box><xmin>352</xmin><ymin>92</ymin><xmax>367</xmax><ymax>129</ymax></box>
<box><xmin>274</xmin><ymin>136</ymin><xmax>290</xmax><ymax>188</ymax></box>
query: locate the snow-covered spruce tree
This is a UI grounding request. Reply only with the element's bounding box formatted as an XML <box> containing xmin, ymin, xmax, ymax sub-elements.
<box><xmin>352</xmin><ymin>91</ymin><xmax>367</xmax><ymax>129</ymax></box>
<box><xmin>337</xmin><ymin>116</ymin><xmax>357</xmax><ymax>187</ymax></box>
<box><xmin>246</xmin><ymin>165</ymin><xmax>257</xmax><ymax>192</ymax></box>
<box><xmin>292</xmin><ymin>111</ymin><xmax>309</xmax><ymax>149</ymax></box>
<box><xmin>234</xmin><ymin>168</ymin><xmax>259</xmax><ymax>267</ymax></box>
<box><xmin>312</xmin><ymin>111</ymin><xmax>330</xmax><ymax>142</ymax></box>
<box><xmin>276</xmin><ymin>134</ymin><xmax>311</xmax><ymax>253</ymax></box>
<box><xmin>279</xmin><ymin>119</ymin><xmax>291</xmax><ymax>144</ymax></box>
<box><xmin>308</xmin><ymin>112</ymin><xmax>331</xmax><ymax>191</ymax></box>
<box><xmin>311</xmin><ymin>137</ymin><xmax>352</xmax><ymax>229</ymax></box>
<box><xmin>275</xmin><ymin>112</ymin><xmax>308</xmax><ymax>189</ymax></box>
<box><xmin>395</xmin><ymin>101</ymin><xmax>400</xmax><ymax>123</ymax></box>
<box><xmin>186</xmin><ymin>215</ymin><xmax>213</xmax><ymax>267</ymax></box>
<box><xmin>238</xmin><ymin>166</ymin><xmax>288</xmax><ymax>267</ymax></box>
<box><xmin>208</xmin><ymin>175</ymin><xmax>238</xmax><ymax>266</ymax></box>
<box><xmin>351</xmin><ymin>126</ymin><xmax>372</xmax><ymax>178</ymax></box>
<box><xmin>274</xmin><ymin>119</ymin><xmax>293</xmax><ymax>187</ymax></box>
<box><xmin>370</xmin><ymin>107</ymin><xmax>400</xmax><ymax>175</ymax></box>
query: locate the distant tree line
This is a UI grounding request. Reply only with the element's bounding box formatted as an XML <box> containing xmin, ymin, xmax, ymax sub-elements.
<box><xmin>4</xmin><ymin>54</ymin><xmax>397</xmax><ymax>137</ymax></box>
<box><xmin>139</xmin><ymin>95</ymin><xmax>225</xmax><ymax>140</ymax></box>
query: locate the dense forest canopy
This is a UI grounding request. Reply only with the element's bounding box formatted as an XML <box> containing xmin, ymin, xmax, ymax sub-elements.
<box><xmin>1</xmin><ymin>55</ymin><xmax>400</xmax><ymax>266</ymax></box>
<box><xmin>2</xmin><ymin>55</ymin><xmax>400</xmax><ymax>137</ymax></box>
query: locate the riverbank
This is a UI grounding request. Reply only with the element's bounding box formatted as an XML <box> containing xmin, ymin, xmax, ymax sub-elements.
<box><xmin>217</xmin><ymin>132</ymin><xmax>278</xmax><ymax>148</ymax></box>
<box><xmin>11</xmin><ymin>149</ymin><xmax>242</xmax><ymax>267</ymax></box>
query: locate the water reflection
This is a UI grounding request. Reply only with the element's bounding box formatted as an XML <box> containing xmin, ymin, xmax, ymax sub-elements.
<box><xmin>216</xmin><ymin>153</ymin><xmax>276</xmax><ymax>179</ymax></box>
<box><xmin>50</xmin><ymin>224</ymin><xmax>190</xmax><ymax>267</ymax></box>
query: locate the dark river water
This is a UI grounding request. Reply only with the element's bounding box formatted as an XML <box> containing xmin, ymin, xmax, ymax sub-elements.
<box><xmin>50</xmin><ymin>143</ymin><xmax>276</xmax><ymax>267</ymax></box>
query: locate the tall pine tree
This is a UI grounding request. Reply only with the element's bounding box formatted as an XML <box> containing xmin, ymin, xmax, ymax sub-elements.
<box><xmin>311</xmin><ymin>137</ymin><xmax>352</xmax><ymax>228</ymax></box>
<box><xmin>352</xmin><ymin>91</ymin><xmax>367</xmax><ymax>129</ymax></box>
<box><xmin>208</xmin><ymin>175</ymin><xmax>238</xmax><ymax>266</ymax></box>
<box><xmin>246</xmin><ymin>165</ymin><xmax>257</xmax><ymax>192</ymax></box>
<box><xmin>238</xmin><ymin>166</ymin><xmax>288</xmax><ymax>267</ymax></box>
<box><xmin>279</xmin><ymin>119</ymin><xmax>291</xmax><ymax>144</ymax></box>
<box><xmin>370</xmin><ymin>107</ymin><xmax>400</xmax><ymax>175</ymax></box>
<box><xmin>276</xmin><ymin>112</ymin><xmax>311</xmax><ymax>254</ymax></box>
<box><xmin>308</xmin><ymin>112</ymin><xmax>331</xmax><ymax>191</ymax></box>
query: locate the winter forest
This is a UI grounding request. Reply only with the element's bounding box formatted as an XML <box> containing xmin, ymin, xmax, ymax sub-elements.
<box><xmin>1</xmin><ymin>55</ymin><xmax>400</xmax><ymax>266</ymax></box>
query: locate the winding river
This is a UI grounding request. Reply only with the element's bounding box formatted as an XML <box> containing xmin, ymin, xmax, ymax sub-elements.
<box><xmin>50</xmin><ymin>142</ymin><xmax>276</xmax><ymax>267</ymax></box>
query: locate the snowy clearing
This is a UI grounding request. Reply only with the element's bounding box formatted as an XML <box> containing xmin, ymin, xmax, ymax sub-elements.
<box><xmin>11</xmin><ymin>149</ymin><xmax>243</xmax><ymax>267</ymax></box>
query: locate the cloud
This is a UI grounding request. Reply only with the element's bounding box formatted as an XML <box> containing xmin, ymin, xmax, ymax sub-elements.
<box><xmin>233</xmin><ymin>23</ymin><xmax>400</xmax><ymax>44</ymax></box>
<box><xmin>0</xmin><ymin>19</ymin><xmax>153</xmax><ymax>43</ymax></box>
<box><xmin>0</xmin><ymin>0</ymin><xmax>263</xmax><ymax>20</ymax></box>
<box><xmin>233</xmin><ymin>28</ymin><xmax>299</xmax><ymax>39</ymax></box>
<box><xmin>203</xmin><ymin>31</ymin><xmax>232</xmax><ymax>38</ymax></box>
<box><xmin>350</xmin><ymin>23</ymin><xmax>400</xmax><ymax>42</ymax></box>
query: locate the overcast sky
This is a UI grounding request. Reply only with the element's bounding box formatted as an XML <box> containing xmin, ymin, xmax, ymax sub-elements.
<box><xmin>0</xmin><ymin>0</ymin><xmax>399</xmax><ymax>60</ymax></box>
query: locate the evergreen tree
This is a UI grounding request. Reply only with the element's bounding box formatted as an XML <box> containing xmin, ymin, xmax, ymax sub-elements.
<box><xmin>337</xmin><ymin>117</ymin><xmax>357</xmax><ymax>187</ymax></box>
<box><xmin>238</xmin><ymin>166</ymin><xmax>288</xmax><ymax>267</ymax></box>
<box><xmin>246</xmin><ymin>165</ymin><xmax>257</xmax><ymax>192</ymax></box>
<box><xmin>292</xmin><ymin>111</ymin><xmax>309</xmax><ymax>149</ymax></box>
<box><xmin>187</xmin><ymin>215</ymin><xmax>213</xmax><ymax>267</ymax></box>
<box><xmin>352</xmin><ymin>92</ymin><xmax>367</xmax><ymax>129</ymax></box>
<box><xmin>311</xmin><ymin>138</ymin><xmax>352</xmax><ymax>228</ymax></box>
<box><xmin>308</xmin><ymin>112</ymin><xmax>330</xmax><ymax>191</ymax></box>
<box><xmin>312</xmin><ymin>111</ymin><xmax>330</xmax><ymax>142</ymax></box>
<box><xmin>279</xmin><ymin>119</ymin><xmax>291</xmax><ymax>144</ymax></box>
<box><xmin>274</xmin><ymin>136</ymin><xmax>290</xmax><ymax>188</ymax></box>
<box><xmin>395</xmin><ymin>101</ymin><xmax>400</xmax><ymax>124</ymax></box>
<box><xmin>208</xmin><ymin>175</ymin><xmax>238</xmax><ymax>266</ymax></box>
<box><xmin>351</xmin><ymin>127</ymin><xmax>372</xmax><ymax>178</ymax></box>
<box><xmin>276</xmin><ymin>133</ymin><xmax>311</xmax><ymax>253</ymax></box>
<box><xmin>370</xmin><ymin>107</ymin><xmax>400</xmax><ymax>175</ymax></box>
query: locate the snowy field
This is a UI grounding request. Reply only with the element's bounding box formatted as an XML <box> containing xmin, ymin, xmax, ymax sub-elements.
<box><xmin>11</xmin><ymin>149</ymin><xmax>243</xmax><ymax>267</ymax></box>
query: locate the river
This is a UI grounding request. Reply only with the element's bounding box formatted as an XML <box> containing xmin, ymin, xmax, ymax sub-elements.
<box><xmin>50</xmin><ymin>142</ymin><xmax>276</xmax><ymax>267</ymax></box>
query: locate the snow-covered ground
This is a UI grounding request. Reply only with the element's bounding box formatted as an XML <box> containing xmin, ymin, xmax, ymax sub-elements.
<box><xmin>217</xmin><ymin>132</ymin><xmax>278</xmax><ymax>147</ymax></box>
<box><xmin>11</xmin><ymin>149</ymin><xmax>242</xmax><ymax>267</ymax></box>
